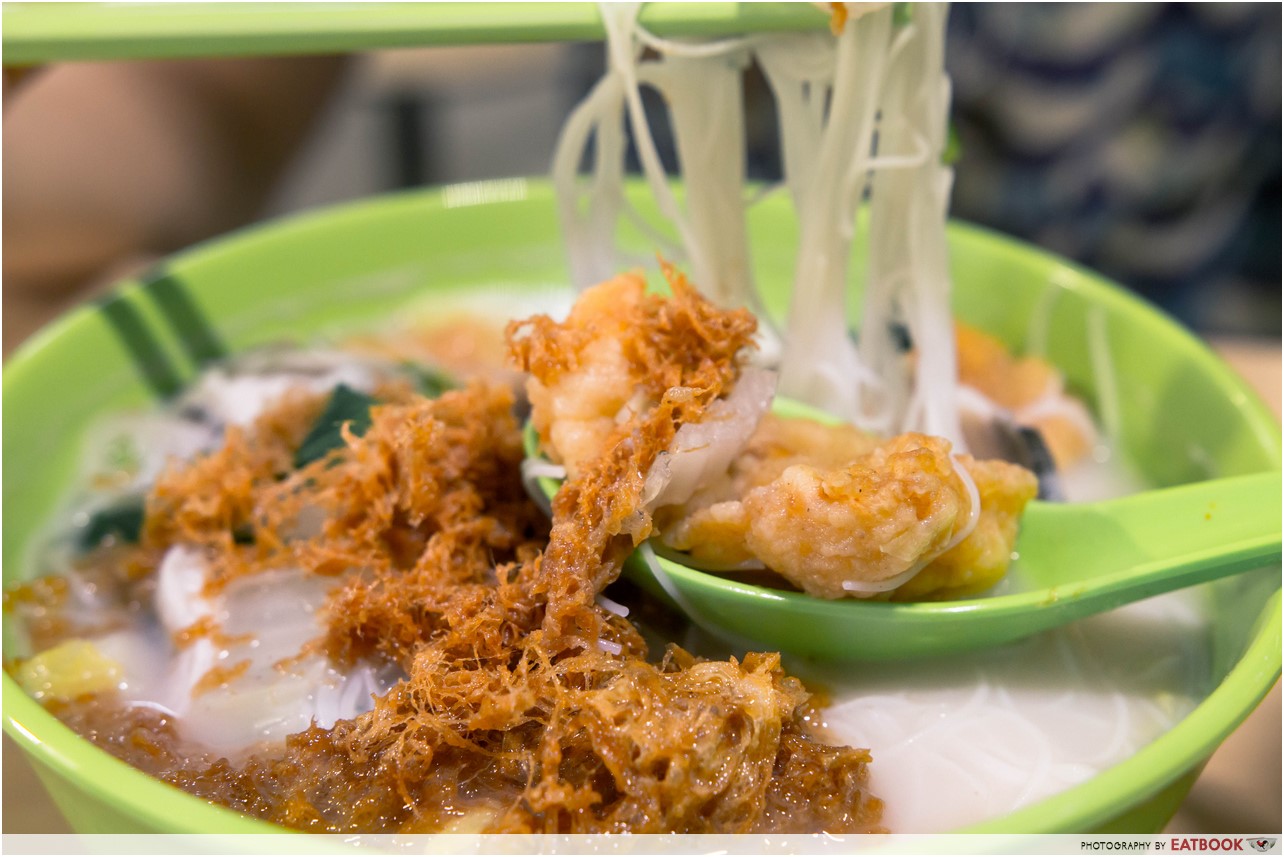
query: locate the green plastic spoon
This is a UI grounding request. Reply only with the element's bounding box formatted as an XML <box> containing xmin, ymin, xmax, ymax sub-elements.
<box><xmin>525</xmin><ymin>423</ymin><xmax>1282</xmax><ymax>662</ymax></box>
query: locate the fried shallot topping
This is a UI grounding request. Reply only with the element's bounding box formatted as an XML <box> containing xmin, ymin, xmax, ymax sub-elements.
<box><xmin>43</xmin><ymin>272</ymin><xmax>883</xmax><ymax>834</ymax></box>
<box><xmin>507</xmin><ymin>263</ymin><xmax>758</xmax><ymax>642</ymax></box>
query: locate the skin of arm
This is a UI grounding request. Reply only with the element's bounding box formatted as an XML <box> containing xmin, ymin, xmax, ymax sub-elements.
<box><xmin>3</xmin><ymin>56</ymin><xmax>349</xmax><ymax>349</ymax></box>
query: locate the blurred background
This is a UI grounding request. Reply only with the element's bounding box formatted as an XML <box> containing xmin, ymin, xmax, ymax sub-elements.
<box><xmin>3</xmin><ymin>0</ymin><xmax>1280</xmax><ymax>835</ymax></box>
<box><xmin>5</xmin><ymin>4</ymin><xmax>1280</xmax><ymax>347</ymax></box>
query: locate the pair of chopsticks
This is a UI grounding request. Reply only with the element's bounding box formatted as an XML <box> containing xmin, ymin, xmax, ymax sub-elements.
<box><xmin>3</xmin><ymin>3</ymin><xmax>830</xmax><ymax>64</ymax></box>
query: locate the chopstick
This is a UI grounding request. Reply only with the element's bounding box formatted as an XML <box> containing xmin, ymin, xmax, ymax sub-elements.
<box><xmin>3</xmin><ymin>2</ymin><xmax>831</xmax><ymax>65</ymax></box>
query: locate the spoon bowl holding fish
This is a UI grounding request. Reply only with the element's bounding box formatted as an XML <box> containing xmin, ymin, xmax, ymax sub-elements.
<box><xmin>525</xmin><ymin>403</ymin><xmax>1282</xmax><ymax>661</ymax></box>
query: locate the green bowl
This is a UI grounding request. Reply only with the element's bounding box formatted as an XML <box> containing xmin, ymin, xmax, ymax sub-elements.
<box><xmin>4</xmin><ymin>180</ymin><xmax>1279</xmax><ymax>835</ymax></box>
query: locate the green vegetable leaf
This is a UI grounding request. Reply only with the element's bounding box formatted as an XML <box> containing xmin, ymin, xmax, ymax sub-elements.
<box><xmin>943</xmin><ymin>123</ymin><xmax>962</xmax><ymax>166</ymax></box>
<box><xmin>294</xmin><ymin>384</ymin><xmax>378</xmax><ymax>469</ymax></box>
<box><xmin>80</xmin><ymin>497</ymin><xmax>145</xmax><ymax>550</ymax></box>
<box><xmin>403</xmin><ymin>363</ymin><xmax>455</xmax><ymax>399</ymax></box>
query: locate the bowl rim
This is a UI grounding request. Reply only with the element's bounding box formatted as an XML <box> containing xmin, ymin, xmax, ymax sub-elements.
<box><xmin>3</xmin><ymin>180</ymin><xmax>1280</xmax><ymax>835</ymax></box>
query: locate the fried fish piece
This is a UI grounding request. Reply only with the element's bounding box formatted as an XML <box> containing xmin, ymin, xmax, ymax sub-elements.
<box><xmin>955</xmin><ymin>321</ymin><xmax>1097</xmax><ymax>470</ymax></box>
<box><xmin>660</xmin><ymin>425</ymin><xmax>1037</xmax><ymax>600</ymax></box>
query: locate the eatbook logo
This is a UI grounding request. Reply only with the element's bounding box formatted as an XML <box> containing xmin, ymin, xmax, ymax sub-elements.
<box><xmin>1248</xmin><ymin>839</ymin><xmax>1277</xmax><ymax>853</ymax></box>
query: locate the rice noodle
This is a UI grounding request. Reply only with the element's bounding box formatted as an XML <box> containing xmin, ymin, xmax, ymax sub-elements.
<box><xmin>595</xmin><ymin>593</ymin><xmax>631</xmax><ymax>618</ymax></box>
<box><xmin>841</xmin><ymin>561</ymin><xmax>926</xmax><ymax>595</ymax></box>
<box><xmin>943</xmin><ymin>453</ymin><xmax>981</xmax><ymax>552</ymax></box>
<box><xmin>595</xmin><ymin>638</ymin><xmax>624</xmax><ymax>656</ymax></box>
<box><xmin>1086</xmin><ymin>306</ymin><xmax>1121</xmax><ymax>444</ymax></box>
<box><xmin>520</xmin><ymin>457</ymin><xmax>564</xmax><ymax>517</ymax></box>
<box><xmin>1025</xmin><ymin>285</ymin><xmax>1060</xmax><ymax>359</ymax></box>
<box><xmin>553</xmin><ymin>3</ymin><xmax>966</xmax><ymax>448</ymax></box>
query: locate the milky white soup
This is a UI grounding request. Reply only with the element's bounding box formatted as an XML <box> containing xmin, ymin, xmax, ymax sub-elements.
<box><xmin>802</xmin><ymin>586</ymin><xmax>1206</xmax><ymax>830</ymax></box>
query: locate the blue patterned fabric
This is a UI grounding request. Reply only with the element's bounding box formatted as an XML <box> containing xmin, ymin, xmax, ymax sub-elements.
<box><xmin>945</xmin><ymin>3</ymin><xmax>1281</xmax><ymax>334</ymax></box>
